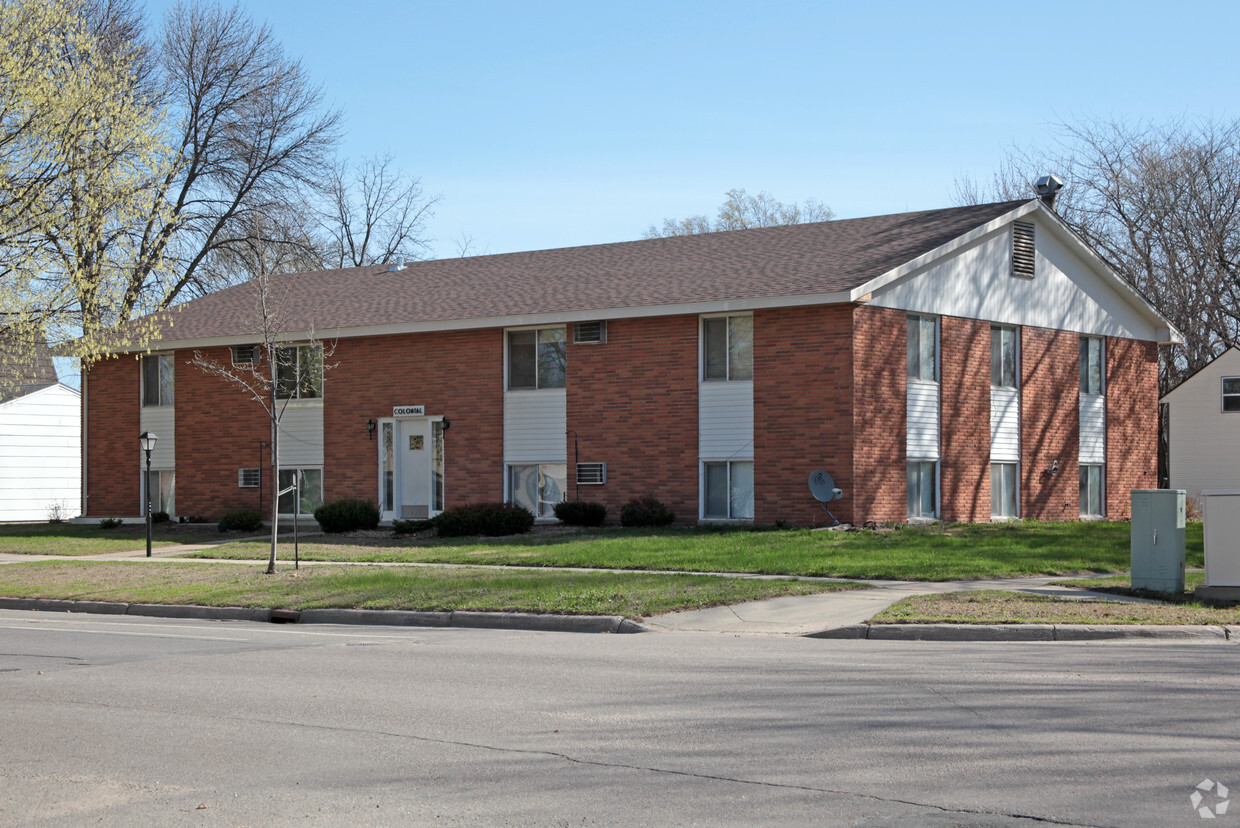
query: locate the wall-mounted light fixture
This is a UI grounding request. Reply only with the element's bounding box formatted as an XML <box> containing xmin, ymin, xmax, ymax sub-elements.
<box><xmin>441</xmin><ymin>417</ymin><xmax>451</xmax><ymax>431</ymax></box>
<box><xmin>366</xmin><ymin>419</ymin><xmax>376</xmax><ymax>440</ymax></box>
<box><xmin>1048</xmin><ymin>460</ymin><xmax>1059</xmax><ymax>476</ymax></box>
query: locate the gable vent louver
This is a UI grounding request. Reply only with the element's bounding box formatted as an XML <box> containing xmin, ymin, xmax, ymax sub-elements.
<box><xmin>231</xmin><ymin>345</ymin><xmax>258</xmax><ymax>366</ymax></box>
<box><xmin>573</xmin><ymin>320</ymin><xmax>607</xmax><ymax>344</ymax></box>
<box><xmin>238</xmin><ymin>468</ymin><xmax>261</xmax><ymax>488</ymax></box>
<box><xmin>576</xmin><ymin>462</ymin><xmax>606</xmax><ymax>485</ymax></box>
<box><xmin>1011</xmin><ymin>221</ymin><xmax>1036</xmax><ymax>278</ymax></box>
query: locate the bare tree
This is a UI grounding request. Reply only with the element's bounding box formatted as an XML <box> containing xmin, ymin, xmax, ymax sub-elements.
<box><xmin>319</xmin><ymin>154</ymin><xmax>438</xmax><ymax>268</ymax></box>
<box><xmin>957</xmin><ymin>117</ymin><xmax>1240</xmax><ymax>393</ymax></box>
<box><xmin>189</xmin><ymin>270</ymin><xmax>329</xmax><ymax>573</ymax></box>
<box><xmin>644</xmin><ymin>188</ymin><xmax>834</xmax><ymax>238</ymax></box>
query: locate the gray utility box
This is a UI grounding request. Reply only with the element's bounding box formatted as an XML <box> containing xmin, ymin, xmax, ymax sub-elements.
<box><xmin>1201</xmin><ymin>490</ymin><xmax>1240</xmax><ymax>588</ymax></box>
<box><xmin>1130</xmin><ymin>489</ymin><xmax>1186</xmax><ymax>594</ymax></box>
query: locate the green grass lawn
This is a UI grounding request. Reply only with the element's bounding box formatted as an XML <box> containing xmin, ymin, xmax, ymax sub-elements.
<box><xmin>0</xmin><ymin>522</ymin><xmax>225</xmax><ymax>555</ymax></box>
<box><xmin>872</xmin><ymin>587</ymin><xmax>1239</xmax><ymax>626</ymax></box>
<box><xmin>0</xmin><ymin>561</ymin><xmax>857</xmax><ymax>616</ymax></box>
<box><xmin>185</xmin><ymin>520</ymin><xmax>1205</xmax><ymax>581</ymax></box>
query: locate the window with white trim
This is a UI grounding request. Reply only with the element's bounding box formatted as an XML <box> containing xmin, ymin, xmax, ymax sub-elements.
<box><xmin>143</xmin><ymin>469</ymin><xmax>175</xmax><ymax>516</ymax></box>
<box><xmin>508</xmin><ymin>328</ymin><xmax>566</xmax><ymax>390</ymax></box>
<box><xmin>1079</xmin><ymin>464</ymin><xmax>1104</xmax><ymax>518</ymax></box>
<box><xmin>1223</xmin><ymin>377</ymin><xmax>1240</xmax><ymax>412</ymax></box>
<box><xmin>907</xmin><ymin>315</ymin><xmax>937</xmax><ymax>382</ymax></box>
<box><xmin>990</xmin><ymin>462</ymin><xmax>1018</xmax><ymax>518</ymax></box>
<box><xmin>1079</xmin><ymin>336</ymin><xmax>1103</xmax><ymax>396</ymax></box>
<box><xmin>276</xmin><ymin>344</ymin><xmax>323</xmax><ymax>400</ymax></box>
<box><xmin>141</xmin><ymin>354</ymin><xmax>174</xmax><ymax>407</ymax></box>
<box><xmin>702</xmin><ymin>460</ymin><xmax>754</xmax><ymax>520</ymax></box>
<box><xmin>508</xmin><ymin>463</ymin><xmax>566</xmax><ymax>518</ymax></box>
<box><xmin>990</xmin><ymin>326</ymin><xmax>1017</xmax><ymax>388</ymax></box>
<box><xmin>278</xmin><ymin>468</ymin><xmax>322</xmax><ymax>516</ymax></box>
<box><xmin>701</xmin><ymin>315</ymin><xmax>753</xmax><ymax>381</ymax></box>
<box><xmin>907</xmin><ymin>461</ymin><xmax>937</xmax><ymax>519</ymax></box>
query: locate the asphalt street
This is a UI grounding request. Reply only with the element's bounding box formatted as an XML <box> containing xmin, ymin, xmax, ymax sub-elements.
<box><xmin>1</xmin><ymin>608</ymin><xmax>1236</xmax><ymax>826</ymax></box>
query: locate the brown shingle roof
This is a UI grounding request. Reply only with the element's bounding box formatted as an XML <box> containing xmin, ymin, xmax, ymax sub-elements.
<box><xmin>149</xmin><ymin>199</ymin><xmax>1028</xmax><ymax>344</ymax></box>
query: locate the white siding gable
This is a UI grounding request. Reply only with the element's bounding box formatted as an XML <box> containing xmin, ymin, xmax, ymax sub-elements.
<box><xmin>699</xmin><ymin>381</ymin><xmax>753</xmax><ymax>459</ymax></box>
<box><xmin>0</xmin><ymin>384</ymin><xmax>81</xmax><ymax>520</ymax></box>
<box><xmin>990</xmin><ymin>386</ymin><xmax>1020</xmax><ymax>462</ymax></box>
<box><xmin>1164</xmin><ymin>348</ymin><xmax>1240</xmax><ymax>500</ymax></box>
<box><xmin>504</xmin><ymin>389</ymin><xmax>567</xmax><ymax>464</ymax></box>
<box><xmin>906</xmin><ymin>381</ymin><xmax>940</xmax><ymax>460</ymax></box>
<box><xmin>867</xmin><ymin>216</ymin><xmax>1164</xmax><ymax>341</ymax></box>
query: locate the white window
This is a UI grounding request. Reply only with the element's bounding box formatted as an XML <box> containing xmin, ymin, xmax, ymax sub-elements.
<box><xmin>508</xmin><ymin>328</ymin><xmax>566</xmax><ymax>390</ymax></box>
<box><xmin>1079</xmin><ymin>464</ymin><xmax>1104</xmax><ymax>517</ymax></box>
<box><xmin>702</xmin><ymin>315</ymin><xmax>753</xmax><ymax>381</ymax></box>
<box><xmin>143</xmin><ymin>469</ymin><xmax>175</xmax><ymax>516</ymax></box>
<box><xmin>990</xmin><ymin>326</ymin><xmax>1017</xmax><ymax>388</ymax></box>
<box><xmin>990</xmin><ymin>462</ymin><xmax>1018</xmax><ymax>518</ymax></box>
<box><xmin>141</xmin><ymin>354</ymin><xmax>174</xmax><ymax>407</ymax></box>
<box><xmin>907</xmin><ymin>461</ymin><xmax>937</xmax><ymax>519</ymax></box>
<box><xmin>1223</xmin><ymin>378</ymin><xmax>1240</xmax><ymax>412</ymax></box>
<box><xmin>907</xmin><ymin>315</ymin><xmax>937</xmax><ymax>382</ymax></box>
<box><xmin>703</xmin><ymin>460</ymin><xmax>754</xmax><ymax>520</ymax></box>
<box><xmin>508</xmin><ymin>463</ymin><xmax>566</xmax><ymax>518</ymax></box>
<box><xmin>278</xmin><ymin>468</ymin><xmax>323</xmax><ymax>516</ymax></box>
<box><xmin>276</xmin><ymin>344</ymin><xmax>323</xmax><ymax>400</ymax></box>
<box><xmin>1079</xmin><ymin>336</ymin><xmax>1103</xmax><ymax>397</ymax></box>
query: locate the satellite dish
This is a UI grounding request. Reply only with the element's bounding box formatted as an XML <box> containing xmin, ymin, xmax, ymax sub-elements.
<box><xmin>808</xmin><ymin>470</ymin><xmax>844</xmax><ymax>526</ymax></box>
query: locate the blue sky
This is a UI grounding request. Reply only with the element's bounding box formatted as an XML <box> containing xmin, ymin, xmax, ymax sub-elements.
<box><xmin>146</xmin><ymin>0</ymin><xmax>1240</xmax><ymax>258</ymax></box>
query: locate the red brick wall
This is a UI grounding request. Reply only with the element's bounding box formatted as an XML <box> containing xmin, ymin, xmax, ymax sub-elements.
<box><xmin>851</xmin><ymin>305</ymin><xmax>907</xmax><ymax>524</ymax></box>
<box><xmin>753</xmin><ymin>305</ymin><xmax>853</xmax><ymax>526</ymax></box>
<box><xmin>83</xmin><ymin>356</ymin><xmax>141</xmax><ymax>516</ymax></box>
<box><xmin>1105</xmin><ymin>337</ymin><xmax>1159</xmax><ymax>518</ymax></box>
<box><xmin>940</xmin><ymin>316</ymin><xmax>991</xmax><ymax>522</ymax></box>
<box><xmin>324</xmin><ymin>329</ymin><xmax>504</xmax><ymax>508</ymax></box>
<box><xmin>565</xmin><ymin>316</ymin><xmax>699</xmax><ymax>523</ymax></box>
<box><xmin>174</xmin><ymin>346</ymin><xmax>272</xmax><ymax>519</ymax></box>
<box><xmin>1020</xmin><ymin>327</ymin><xmax>1080</xmax><ymax>520</ymax></box>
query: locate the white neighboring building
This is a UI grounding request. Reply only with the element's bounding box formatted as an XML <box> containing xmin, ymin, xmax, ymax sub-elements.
<box><xmin>1162</xmin><ymin>347</ymin><xmax>1240</xmax><ymax>505</ymax></box>
<box><xmin>0</xmin><ymin>383</ymin><xmax>81</xmax><ymax>521</ymax></box>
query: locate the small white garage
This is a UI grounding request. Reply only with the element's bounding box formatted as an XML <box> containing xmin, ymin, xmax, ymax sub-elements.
<box><xmin>0</xmin><ymin>383</ymin><xmax>81</xmax><ymax>521</ymax></box>
<box><xmin>1161</xmin><ymin>347</ymin><xmax>1240</xmax><ymax>508</ymax></box>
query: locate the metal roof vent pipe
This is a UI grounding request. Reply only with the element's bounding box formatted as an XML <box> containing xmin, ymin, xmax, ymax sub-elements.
<box><xmin>389</xmin><ymin>257</ymin><xmax>406</xmax><ymax>272</ymax></box>
<box><xmin>1035</xmin><ymin>174</ymin><xmax>1064</xmax><ymax>210</ymax></box>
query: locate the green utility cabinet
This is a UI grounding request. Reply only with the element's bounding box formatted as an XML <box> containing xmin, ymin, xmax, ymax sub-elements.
<box><xmin>1130</xmin><ymin>489</ymin><xmax>1186</xmax><ymax>594</ymax></box>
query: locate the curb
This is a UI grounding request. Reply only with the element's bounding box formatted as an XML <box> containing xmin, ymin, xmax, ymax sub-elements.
<box><xmin>806</xmin><ymin>623</ymin><xmax>1235</xmax><ymax>642</ymax></box>
<box><xmin>0</xmin><ymin>597</ymin><xmax>647</xmax><ymax>634</ymax></box>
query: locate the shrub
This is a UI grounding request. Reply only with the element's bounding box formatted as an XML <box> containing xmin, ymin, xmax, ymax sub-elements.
<box><xmin>554</xmin><ymin>500</ymin><xmax>607</xmax><ymax>527</ymax></box>
<box><xmin>98</xmin><ymin>517</ymin><xmax>123</xmax><ymax>529</ymax></box>
<box><xmin>392</xmin><ymin>518</ymin><xmax>436</xmax><ymax>536</ymax></box>
<box><xmin>152</xmin><ymin>511</ymin><xmax>170</xmax><ymax>524</ymax></box>
<box><xmin>314</xmin><ymin>498</ymin><xmax>380</xmax><ymax>533</ymax></box>
<box><xmin>620</xmin><ymin>496</ymin><xmax>675</xmax><ymax>528</ymax></box>
<box><xmin>435</xmin><ymin>503</ymin><xmax>534</xmax><ymax>537</ymax></box>
<box><xmin>219</xmin><ymin>508</ymin><xmax>263</xmax><ymax>532</ymax></box>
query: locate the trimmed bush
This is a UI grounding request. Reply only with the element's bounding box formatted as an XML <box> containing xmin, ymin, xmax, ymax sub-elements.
<box><xmin>219</xmin><ymin>508</ymin><xmax>263</xmax><ymax>532</ymax></box>
<box><xmin>98</xmin><ymin>518</ymin><xmax>123</xmax><ymax>529</ymax></box>
<box><xmin>152</xmin><ymin>511</ymin><xmax>170</xmax><ymax>524</ymax></box>
<box><xmin>554</xmin><ymin>500</ymin><xmax>607</xmax><ymax>527</ymax></box>
<box><xmin>435</xmin><ymin>503</ymin><xmax>534</xmax><ymax>537</ymax></box>
<box><xmin>392</xmin><ymin>518</ymin><xmax>436</xmax><ymax>536</ymax></box>
<box><xmin>314</xmin><ymin>498</ymin><xmax>380</xmax><ymax>533</ymax></box>
<box><xmin>620</xmin><ymin>496</ymin><xmax>675</xmax><ymax>528</ymax></box>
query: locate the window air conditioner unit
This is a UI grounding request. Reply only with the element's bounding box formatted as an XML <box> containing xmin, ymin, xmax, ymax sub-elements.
<box><xmin>238</xmin><ymin>468</ymin><xmax>261</xmax><ymax>487</ymax></box>
<box><xmin>573</xmin><ymin>321</ymin><xmax>607</xmax><ymax>344</ymax></box>
<box><xmin>576</xmin><ymin>463</ymin><xmax>606</xmax><ymax>485</ymax></box>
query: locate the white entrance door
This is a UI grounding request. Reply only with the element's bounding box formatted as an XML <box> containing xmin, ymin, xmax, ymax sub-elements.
<box><xmin>398</xmin><ymin>418</ymin><xmax>431</xmax><ymax>519</ymax></box>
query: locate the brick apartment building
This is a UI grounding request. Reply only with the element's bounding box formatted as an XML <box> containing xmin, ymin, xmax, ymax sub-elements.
<box><xmin>81</xmin><ymin>198</ymin><xmax>1178</xmax><ymax>527</ymax></box>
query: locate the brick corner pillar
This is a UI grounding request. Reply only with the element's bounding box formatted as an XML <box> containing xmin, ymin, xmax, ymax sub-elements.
<box><xmin>1105</xmin><ymin>337</ymin><xmax>1159</xmax><ymax>519</ymax></box>
<box><xmin>851</xmin><ymin>305</ymin><xmax>907</xmax><ymax>525</ymax></box>
<box><xmin>1020</xmin><ymin>327</ymin><xmax>1080</xmax><ymax>521</ymax></box>
<box><xmin>84</xmin><ymin>356</ymin><xmax>141</xmax><ymax>516</ymax></box>
<box><xmin>939</xmin><ymin>316</ymin><xmax>991</xmax><ymax>523</ymax></box>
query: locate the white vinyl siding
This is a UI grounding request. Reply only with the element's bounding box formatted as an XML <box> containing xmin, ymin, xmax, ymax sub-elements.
<box><xmin>1164</xmin><ymin>349</ymin><xmax>1240</xmax><ymax>501</ymax></box>
<box><xmin>276</xmin><ymin>404</ymin><xmax>325</xmax><ymax>466</ymax></box>
<box><xmin>906</xmin><ymin>382</ymin><xmax>940</xmax><ymax>461</ymax></box>
<box><xmin>1079</xmin><ymin>394</ymin><xmax>1106</xmax><ymax>465</ymax></box>
<box><xmin>698</xmin><ymin>381</ymin><xmax>754</xmax><ymax>459</ymax></box>
<box><xmin>990</xmin><ymin>387</ymin><xmax>1020</xmax><ymax>462</ymax></box>
<box><xmin>503</xmin><ymin>388</ymin><xmax>567</xmax><ymax>465</ymax></box>
<box><xmin>139</xmin><ymin>404</ymin><xmax>176</xmax><ymax>469</ymax></box>
<box><xmin>0</xmin><ymin>385</ymin><xmax>81</xmax><ymax>521</ymax></box>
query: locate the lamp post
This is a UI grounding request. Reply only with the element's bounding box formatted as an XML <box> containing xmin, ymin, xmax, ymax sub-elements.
<box><xmin>139</xmin><ymin>431</ymin><xmax>158</xmax><ymax>558</ymax></box>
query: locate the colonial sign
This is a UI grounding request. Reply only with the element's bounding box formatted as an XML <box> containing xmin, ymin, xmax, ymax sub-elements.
<box><xmin>392</xmin><ymin>405</ymin><xmax>425</xmax><ymax>417</ymax></box>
